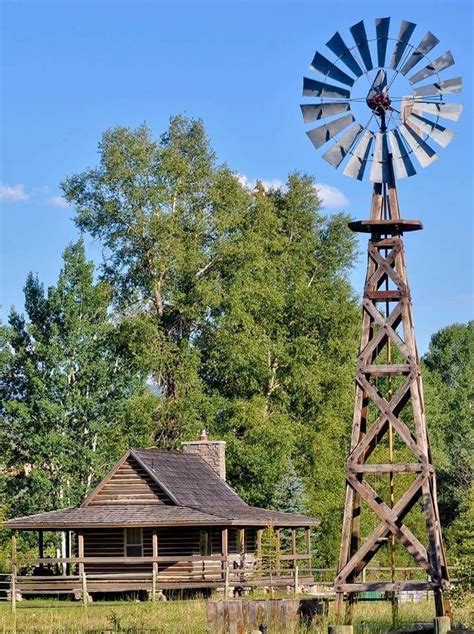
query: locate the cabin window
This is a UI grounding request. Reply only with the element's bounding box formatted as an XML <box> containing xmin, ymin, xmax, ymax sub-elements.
<box><xmin>199</xmin><ymin>530</ymin><xmax>212</xmax><ymax>556</ymax></box>
<box><xmin>124</xmin><ymin>528</ymin><xmax>143</xmax><ymax>557</ymax></box>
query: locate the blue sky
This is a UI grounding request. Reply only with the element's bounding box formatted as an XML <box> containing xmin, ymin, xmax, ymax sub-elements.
<box><xmin>1</xmin><ymin>0</ymin><xmax>472</xmax><ymax>353</ymax></box>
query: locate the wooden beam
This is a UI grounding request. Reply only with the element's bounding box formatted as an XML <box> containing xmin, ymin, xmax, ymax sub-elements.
<box><xmin>221</xmin><ymin>528</ymin><xmax>229</xmax><ymax>597</ymax></box>
<box><xmin>77</xmin><ymin>530</ymin><xmax>84</xmax><ymax>576</ymax></box>
<box><xmin>305</xmin><ymin>528</ymin><xmax>311</xmax><ymax>562</ymax></box>
<box><xmin>256</xmin><ymin>529</ymin><xmax>263</xmax><ymax>562</ymax></box>
<box><xmin>38</xmin><ymin>530</ymin><xmax>44</xmax><ymax>560</ymax></box>
<box><xmin>349</xmin><ymin>463</ymin><xmax>432</xmax><ymax>474</ymax></box>
<box><xmin>340</xmin><ymin>580</ymin><xmax>441</xmax><ymax>593</ymax></box>
<box><xmin>291</xmin><ymin>529</ymin><xmax>297</xmax><ymax>562</ymax></box>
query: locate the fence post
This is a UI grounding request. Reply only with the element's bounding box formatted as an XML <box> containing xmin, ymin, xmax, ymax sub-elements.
<box><xmin>224</xmin><ymin>565</ymin><xmax>230</xmax><ymax>599</ymax></box>
<box><xmin>152</xmin><ymin>564</ymin><xmax>157</xmax><ymax>602</ymax></box>
<box><xmin>11</xmin><ymin>534</ymin><xmax>17</xmax><ymax>615</ymax></box>
<box><xmin>152</xmin><ymin>529</ymin><xmax>158</xmax><ymax>602</ymax></box>
<box><xmin>82</xmin><ymin>570</ymin><xmax>88</xmax><ymax>608</ymax></box>
<box><xmin>294</xmin><ymin>566</ymin><xmax>299</xmax><ymax>594</ymax></box>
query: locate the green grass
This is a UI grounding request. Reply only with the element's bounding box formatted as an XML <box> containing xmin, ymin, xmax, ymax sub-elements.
<box><xmin>0</xmin><ymin>597</ymin><xmax>472</xmax><ymax>633</ymax></box>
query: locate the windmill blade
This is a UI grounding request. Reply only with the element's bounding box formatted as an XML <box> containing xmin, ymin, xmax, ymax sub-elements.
<box><xmin>401</xmin><ymin>32</ymin><xmax>440</xmax><ymax>76</ymax></box>
<box><xmin>411</xmin><ymin>101</ymin><xmax>463</xmax><ymax>122</ymax></box>
<box><xmin>326</xmin><ymin>31</ymin><xmax>364</xmax><ymax>78</ymax></box>
<box><xmin>303</xmin><ymin>77</ymin><xmax>351</xmax><ymax>99</ymax></box>
<box><xmin>390</xmin><ymin>20</ymin><xmax>416</xmax><ymax>69</ymax></box>
<box><xmin>350</xmin><ymin>20</ymin><xmax>373</xmax><ymax>71</ymax></box>
<box><xmin>300</xmin><ymin>102</ymin><xmax>350</xmax><ymax>123</ymax></box>
<box><xmin>409</xmin><ymin>51</ymin><xmax>455</xmax><ymax>85</ymax></box>
<box><xmin>370</xmin><ymin>132</ymin><xmax>391</xmax><ymax>183</ymax></box>
<box><xmin>306</xmin><ymin>114</ymin><xmax>355</xmax><ymax>149</ymax></box>
<box><xmin>375</xmin><ymin>17</ymin><xmax>390</xmax><ymax>67</ymax></box>
<box><xmin>343</xmin><ymin>130</ymin><xmax>374</xmax><ymax>180</ymax></box>
<box><xmin>388</xmin><ymin>129</ymin><xmax>417</xmax><ymax>179</ymax></box>
<box><xmin>399</xmin><ymin>123</ymin><xmax>438</xmax><ymax>167</ymax></box>
<box><xmin>322</xmin><ymin>123</ymin><xmax>363</xmax><ymax>168</ymax></box>
<box><xmin>407</xmin><ymin>113</ymin><xmax>455</xmax><ymax>147</ymax></box>
<box><xmin>413</xmin><ymin>77</ymin><xmax>462</xmax><ymax>97</ymax></box>
<box><xmin>310</xmin><ymin>52</ymin><xmax>355</xmax><ymax>86</ymax></box>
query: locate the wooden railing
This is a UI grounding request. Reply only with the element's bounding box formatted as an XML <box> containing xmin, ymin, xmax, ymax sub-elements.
<box><xmin>7</xmin><ymin>557</ymin><xmax>459</xmax><ymax>613</ymax></box>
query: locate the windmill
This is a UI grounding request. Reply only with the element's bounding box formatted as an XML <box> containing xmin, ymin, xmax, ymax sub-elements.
<box><xmin>300</xmin><ymin>18</ymin><xmax>462</xmax><ymax>623</ymax></box>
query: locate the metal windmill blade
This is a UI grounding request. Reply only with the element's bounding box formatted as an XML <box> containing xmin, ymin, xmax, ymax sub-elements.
<box><xmin>350</xmin><ymin>20</ymin><xmax>373</xmax><ymax>71</ymax></box>
<box><xmin>322</xmin><ymin>123</ymin><xmax>363</xmax><ymax>168</ymax></box>
<box><xmin>400</xmin><ymin>31</ymin><xmax>440</xmax><ymax>76</ymax></box>
<box><xmin>388</xmin><ymin>129</ymin><xmax>417</xmax><ymax>179</ymax></box>
<box><xmin>310</xmin><ymin>51</ymin><xmax>356</xmax><ymax>86</ymax></box>
<box><xmin>303</xmin><ymin>77</ymin><xmax>351</xmax><ymax>99</ymax></box>
<box><xmin>326</xmin><ymin>31</ymin><xmax>364</xmax><ymax>77</ymax></box>
<box><xmin>306</xmin><ymin>114</ymin><xmax>355</xmax><ymax>149</ymax></box>
<box><xmin>408</xmin><ymin>51</ymin><xmax>455</xmax><ymax>85</ymax></box>
<box><xmin>300</xmin><ymin>103</ymin><xmax>350</xmax><ymax>124</ymax></box>
<box><xmin>375</xmin><ymin>17</ymin><xmax>390</xmax><ymax>67</ymax></box>
<box><xmin>370</xmin><ymin>132</ymin><xmax>390</xmax><ymax>182</ymax></box>
<box><xmin>343</xmin><ymin>129</ymin><xmax>374</xmax><ymax>180</ymax></box>
<box><xmin>399</xmin><ymin>123</ymin><xmax>439</xmax><ymax>167</ymax></box>
<box><xmin>390</xmin><ymin>20</ymin><xmax>416</xmax><ymax>69</ymax></box>
<box><xmin>413</xmin><ymin>77</ymin><xmax>462</xmax><ymax>97</ymax></box>
<box><xmin>407</xmin><ymin>113</ymin><xmax>455</xmax><ymax>147</ymax></box>
<box><xmin>410</xmin><ymin>102</ymin><xmax>463</xmax><ymax>121</ymax></box>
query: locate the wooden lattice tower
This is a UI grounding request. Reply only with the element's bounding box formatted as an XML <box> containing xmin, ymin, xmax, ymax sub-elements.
<box><xmin>333</xmin><ymin>166</ymin><xmax>450</xmax><ymax>620</ymax></box>
<box><xmin>299</xmin><ymin>16</ymin><xmax>462</xmax><ymax>621</ymax></box>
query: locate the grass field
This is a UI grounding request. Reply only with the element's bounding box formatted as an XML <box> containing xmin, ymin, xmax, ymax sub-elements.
<box><xmin>0</xmin><ymin>597</ymin><xmax>472</xmax><ymax>633</ymax></box>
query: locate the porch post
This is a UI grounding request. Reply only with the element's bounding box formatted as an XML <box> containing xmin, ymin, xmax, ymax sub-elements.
<box><xmin>305</xmin><ymin>527</ymin><xmax>311</xmax><ymax>571</ymax></box>
<box><xmin>291</xmin><ymin>528</ymin><xmax>297</xmax><ymax>566</ymax></box>
<box><xmin>152</xmin><ymin>529</ymin><xmax>158</xmax><ymax>602</ymax></box>
<box><xmin>221</xmin><ymin>528</ymin><xmax>229</xmax><ymax>598</ymax></box>
<box><xmin>78</xmin><ymin>530</ymin><xmax>84</xmax><ymax>576</ymax></box>
<box><xmin>256</xmin><ymin>529</ymin><xmax>263</xmax><ymax>562</ymax></box>
<box><xmin>275</xmin><ymin>528</ymin><xmax>281</xmax><ymax>573</ymax></box>
<box><xmin>238</xmin><ymin>528</ymin><xmax>245</xmax><ymax>569</ymax></box>
<box><xmin>11</xmin><ymin>533</ymin><xmax>17</xmax><ymax>614</ymax></box>
<box><xmin>65</xmin><ymin>531</ymin><xmax>71</xmax><ymax>576</ymax></box>
<box><xmin>38</xmin><ymin>530</ymin><xmax>44</xmax><ymax>571</ymax></box>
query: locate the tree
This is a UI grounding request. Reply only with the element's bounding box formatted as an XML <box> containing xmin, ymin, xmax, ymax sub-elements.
<box><xmin>62</xmin><ymin>117</ymin><xmax>360</xmax><ymax>565</ymax></box>
<box><xmin>62</xmin><ymin>117</ymin><xmax>253</xmax><ymax>448</ymax></box>
<box><xmin>423</xmin><ymin>321</ymin><xmax>473</xmax><ymax>528</ymax></box>
<box><xmin>0</xmin><ymin>241</ymin><xmax>152</xmax><ymax>518</ymax></box>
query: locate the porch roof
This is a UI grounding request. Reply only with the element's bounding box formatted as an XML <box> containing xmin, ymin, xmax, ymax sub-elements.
<box><xmin>3</xmin><ymin>503</ymin><xmax>318</xmax><ymax>530</ymax></box>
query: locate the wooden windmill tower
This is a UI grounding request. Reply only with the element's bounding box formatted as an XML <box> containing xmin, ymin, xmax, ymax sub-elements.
<box><xmin>300</xmin><ymin>17</ymin><xmax>463</xmax><ymax>621</ymax></box>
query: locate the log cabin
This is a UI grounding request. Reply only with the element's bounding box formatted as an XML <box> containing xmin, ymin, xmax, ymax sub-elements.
<box><xmin>3</xmin><ymin>432</ymin><xmax>318</xmax><ymax>599</ymax></box>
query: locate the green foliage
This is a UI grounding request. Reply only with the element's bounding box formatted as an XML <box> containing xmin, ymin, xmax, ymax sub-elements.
<box><xmin>0</xmin><ymin>241</ymin><xmax>152</xmax><ymax>518</ymax></box>
<box><xmin>60</xmin><ymin>117</ymin><xmax>360</xmax><ymax>566</ymax></box>
<box><xmin>9</xmin><ymin>115</ymin><xmax>471</xmax><ymax>578</ymax></box>
<box><xmin>423</xmin><ymin>321</ymin><xmax>474</xmax><ymax>527</ymax></box>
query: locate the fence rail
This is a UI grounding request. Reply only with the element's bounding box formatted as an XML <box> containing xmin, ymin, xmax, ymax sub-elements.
<box><xmin>5</xmin><ymin>557</ymin><xmax>460</xmax><ymax>614</ymax></box>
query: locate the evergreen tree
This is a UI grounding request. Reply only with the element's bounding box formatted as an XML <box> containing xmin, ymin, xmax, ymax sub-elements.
<box><xmin>0</xmin><ymin>241</ymin><xmax>152</xmax><ymax>517</ymax></box>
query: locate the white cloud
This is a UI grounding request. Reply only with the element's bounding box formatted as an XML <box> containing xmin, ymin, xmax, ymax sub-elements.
<box><xmin>316</xmin><ymin>183</ymin><xmax>349</xmax><ymax>209</ymax></box>
<box><xmin>0</xmin><ymin>183</ymin><xmax>29</xmax><ymax>202</ymax></box>
<box><xmin>237</xmin><ymin>174</ymin><xmax>286</xmax><ymax>192</ymax></box>
<box><xmin>47</xmin><ymin>195</ymin><xmax>70</xmax><ymax>208</ymax></box>
<box><xmin>237</xmin><ymin>173</ymin><xmax>349</xmax><ymax>210</ymax></box>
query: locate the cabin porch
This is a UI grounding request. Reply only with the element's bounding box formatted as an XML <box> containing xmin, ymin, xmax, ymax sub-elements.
<box><xmin>9</xmin><ymin>525</ymin><xmax>314</xmax><ymax>599</ymax></box>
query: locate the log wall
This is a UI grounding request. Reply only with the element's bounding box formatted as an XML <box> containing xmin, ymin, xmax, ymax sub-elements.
<box><xmin>88</xmin><ymin>457</ymin><xmax>171</xmax><ymax>506</ymax></box>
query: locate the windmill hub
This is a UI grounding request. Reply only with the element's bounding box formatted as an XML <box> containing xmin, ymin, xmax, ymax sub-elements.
<box><xmin>366</xmin><ymin>90</ymin><xmax>391</xmax><ymax>116</ymax></box>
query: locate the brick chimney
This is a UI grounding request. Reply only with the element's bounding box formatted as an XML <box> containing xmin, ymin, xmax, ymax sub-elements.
<box><xmin>182</xmin><ymin>430</ymin><xmax>226</xmax><ymax>481</ymax></box>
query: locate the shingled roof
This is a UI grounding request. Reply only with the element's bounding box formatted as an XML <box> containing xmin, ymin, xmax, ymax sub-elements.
<box><xmin>130</xmin><ymin>448</ymin><xmax>248</xmax><ymax>511</ymax></box>
<box><xmin>3</xmin><ymin>447</ymin><xmax>319</xmax><ymax>530</ymax></box>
